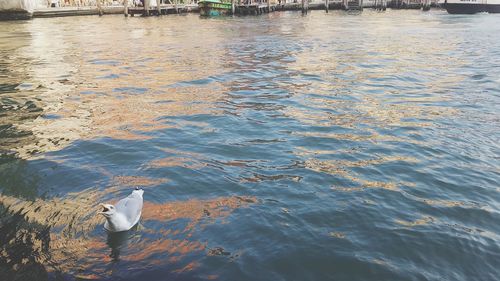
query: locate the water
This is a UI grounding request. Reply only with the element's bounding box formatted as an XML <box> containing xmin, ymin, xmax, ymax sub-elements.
<box><xmin>0</xmin><ymin>9</ymin><xmax>499</xmax><ymax>281</ymax></box>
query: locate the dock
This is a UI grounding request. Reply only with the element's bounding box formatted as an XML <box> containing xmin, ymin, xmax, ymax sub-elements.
<box><xmin>3</xmin><ymin>0</ymin><xmax>440</xmax><ymax>20</ymax></box>
<box><xmin>126</xmin><ymin>4</ymin><xmax>199</xmax><ymax>16</ymax></box>
<box><xmin>33</xmin><ymin>6</ymin><xmax>124</xmax><ymax>18</ymax></box>
<box><xmin>31</xmin><ymin>4</ymin><xmax>199</xmax><ymax>18</ymax></box>
<box><xmin>236</xmin><ymin>2</ymin><xmax>278</xmax><ymax>15</ymax></box>
<box><xmin>390</xmin><ymin>0</ymin><xmax>423</xmax><ymax>8</ymax></box>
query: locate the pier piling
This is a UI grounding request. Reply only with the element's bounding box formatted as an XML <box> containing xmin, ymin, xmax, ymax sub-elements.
<box><xmin>124</xmin><ymin>0</ymin><xmax>128</xmax><ymax>16</ymax></box>
<box><xmin>422</xmin><ymin>0</ymin><xmax>431</xmax><ymax>10</ymax></box>
<box><xmin>97</xmin><ymin>0</ymin><xmax>103</xmax><ymax>16</ymax></box>
<box><xmin>144</xmin><ymin>0</ymin><xmax>150</xmax><ymax>16</ymax></box>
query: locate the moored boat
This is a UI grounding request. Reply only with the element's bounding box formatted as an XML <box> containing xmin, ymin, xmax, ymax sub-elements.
<box><xmin>444</xmin><ymin>0</ymin><xmax>500</xmax><ymax>14</ymax></box>
<box><xmin>198</xmin><ymin>0</ymin><xmax>232</xmax><ymax>16</ymax></box>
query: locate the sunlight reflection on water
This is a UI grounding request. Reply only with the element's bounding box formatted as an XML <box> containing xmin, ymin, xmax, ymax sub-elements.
<box><xmin>0</xmin><ymin>10</ymin><xmax>499</xmax><ymax>281</ymax></box>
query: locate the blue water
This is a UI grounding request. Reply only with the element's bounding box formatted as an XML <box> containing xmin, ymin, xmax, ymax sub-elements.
<box><xmin>0</xmin><ymin>9</ymin><xmax>499</xmax><ymax>281</ymax></box>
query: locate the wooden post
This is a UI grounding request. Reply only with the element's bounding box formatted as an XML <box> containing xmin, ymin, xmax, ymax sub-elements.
<box><xmin>232</xmin><ymin>0</ymin><xmax>235</xmax><ymax>14</ymax></box>
<box><xmin>124</xmin><ymin>0</ymin><xmax>128</xmax><ymax>16</ymax></box>
<box><xmin>97</xmin><ymin>0</ymin><xmax>103</xmax><ymax>16</ymax></box>
<box><xmin>301</xmin><ymin>0</ymin><xmax>306</xmax><ymax>13</ymax></box>
<box><xmin>325</xmin><ymin>0</ymin><xmax>328</xmax><ymax>12</ymax></box>
<box><xmin>267</xmin><ymin>0</ymin><xmax>270</xmax><ymax>12</ymax></box>
<box><xmin>175</xmin><ymin>0</ymin><xmax>178</xmax><ymax>13</ymax></box>
<box><xmin>144</xmin><ymin>0</ymin><xmax>150</xmax><ymax>16</ymax></box>
<box><xmin>156</xmin><ymin>0</ymin><xmax>161</xmax><ymax>15</ymax></box>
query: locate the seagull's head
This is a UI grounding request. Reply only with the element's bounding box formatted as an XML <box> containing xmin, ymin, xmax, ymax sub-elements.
<box><xmin>99</xmin><ymin>203</ymin><xmax>116</xmax><ymax>218</ymax></box>
<box><xmin>133</xmin><ymin>186</ymin><xmax>144</xmax><ymax>197</ymax></box>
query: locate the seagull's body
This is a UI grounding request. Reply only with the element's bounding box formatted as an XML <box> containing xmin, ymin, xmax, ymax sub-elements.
<box><xmin>100</xmin><ymin>188</ymin><xmax>144</xmax><ymax>232</ymax></box>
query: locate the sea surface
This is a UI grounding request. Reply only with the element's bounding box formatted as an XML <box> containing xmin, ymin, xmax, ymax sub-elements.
<box><xmin>0</xmin><ymin>9</ymin><xmax>499</xmax><ymax>281</ymax></box>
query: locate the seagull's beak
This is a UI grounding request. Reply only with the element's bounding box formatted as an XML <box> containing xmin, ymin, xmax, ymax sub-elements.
<box><xmin>99</xmin><ymin>203</ymin><xmax>110</xmax><ymax>215</ymax></box>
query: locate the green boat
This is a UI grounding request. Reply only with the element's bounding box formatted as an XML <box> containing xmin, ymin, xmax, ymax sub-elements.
<box><xmin>198</xmin><ymin>0</ymin><xmax>233</xmax><ymax>16</ymax></box>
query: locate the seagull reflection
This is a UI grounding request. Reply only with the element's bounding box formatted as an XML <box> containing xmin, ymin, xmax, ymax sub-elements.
<box><xmin>106</xmin><ymin>224</ymin><xmax>140</xmax><ymax>261</ymax></box>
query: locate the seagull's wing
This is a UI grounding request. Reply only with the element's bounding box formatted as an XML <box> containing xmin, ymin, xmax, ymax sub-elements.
<box><xmin>115</xmin><ymin>192</ymin><xmax>143</xmax><ymax>226</ymax></box>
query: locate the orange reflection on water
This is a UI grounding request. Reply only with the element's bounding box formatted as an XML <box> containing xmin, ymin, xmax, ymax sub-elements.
<box><xmin>395</xmin><ymin>216</ymin><xmax>435</xmax><ymax>227</ymax></box>
<box><xmin>329</xmin><ymin>232</ymin><xmax>346</xmax><ymax>239</ymax></box>
<box><xmin>125</xmin><ymin>239</ymin><xmax>205</xmax><ymax>262</ymax></box>
<box><xmin>173</xmin><ymin>261</ymin><xmax>200</xmax><ymax>274</ymax></box>
<box><xmin>3</xmin><ymin>16</ymin><xmax>229</xmax><ymax>159</ymax></box>
<box><xmin>147</xmin><ymin>156</ymin><xmax>206</xmax><ymax>170</ymax></box>
<box><xmin>304</xmin><ymin>156</ymin><xmax>418</xmax><ymax>192</ymax></box>
<box><xmin>143</xmin><ymin>196</ymin><xmax>257</xmax><ymax>232</ymax></box>
<box><xmin>146</xmin><ymin>147</ymin><xmax>208</xmax><ymax>170</ymax></box>
<box><xmin>112</xmin><ymin>175</ymin><xmax>169</xmax><ymax>187</ymax></box>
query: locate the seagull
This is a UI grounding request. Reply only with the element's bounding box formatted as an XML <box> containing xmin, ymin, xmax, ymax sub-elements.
<box><xmin>99</xmin><ymin>187</ymin><xmax>144</xmax><ymax>232</ymax></box>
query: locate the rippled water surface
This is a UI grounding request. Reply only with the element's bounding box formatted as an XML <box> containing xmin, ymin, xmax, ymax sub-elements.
<box><xmin>1</xmin><ymin>9</ymin><xmax>499</xmax><ymax>281</ymax></box>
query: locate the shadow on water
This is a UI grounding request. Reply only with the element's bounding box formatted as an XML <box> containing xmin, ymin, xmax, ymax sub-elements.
<box><xmin>0</xmin><ymin>205</ymin><xmax>51</xmax><ymax>281</ymax></box>
<box><xmin>106</xmin><ymin>224</ymin><xmax>140</xmax><ymax>262</ymax></box>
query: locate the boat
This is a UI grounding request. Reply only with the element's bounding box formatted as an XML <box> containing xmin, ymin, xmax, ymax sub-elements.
<box><xmin>198</xmin><ymin>0</ymin><xmax>233</xmax><ymax>16</ymax></box>
<box><xmin>443</xmin><ymin>0</ymin><xmax>500</xmax><ymax>14</ymax></box>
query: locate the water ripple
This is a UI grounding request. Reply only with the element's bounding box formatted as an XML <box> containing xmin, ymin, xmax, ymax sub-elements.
<box><xmin>1</xmin><ymin>10</ymin><xmax>500</xmax><ymax>281</ymax></box>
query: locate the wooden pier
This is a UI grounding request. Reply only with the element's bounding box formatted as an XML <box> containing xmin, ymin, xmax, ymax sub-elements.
<box><xmin>276</xmin><ymin>2</ymin><xmax>342</xmax><ymax>11</ymax></box>
<box><xmin>127</xmin><ymin>4</ymin><xmax>186</xmax><ymax>16</ymax></box>
<box><xmin>389</xmin><ymin>0</ymin><xmax>423</xmax><ymax>9</ymax></box>
<box><xmin>33</xmin><ymin>6</ymin><xmax>124</xmax><ymax>18</ymax></box>
<box><xmin>236</xmin><ymin>0</ymin><xmax>277</xmax><ymax>15</ymax></box>
<box><xmin>373</xmin><ymin>0</ymin><xmax>388</xmax><ymax>10</ymax></box>
<box><xmin>342</xmin><ymin>0</ymin><xmax>363</xmax><ymax>10</ymax></box>
<box><xmin>9</xmin><ymin>0</ymin><xmax>440</xmax><ymax>20</ymax></box>
<box><xmin>125</xmin><ymin>0</ymin><xmax>199</xmax><ymax>17</ymax></box>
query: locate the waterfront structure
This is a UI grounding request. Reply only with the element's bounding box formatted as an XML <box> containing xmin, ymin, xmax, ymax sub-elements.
<box><xmin>0</xmin><ymin>0</ymin><xmax>39</xmax><ymax>19</ymax></box>
<box><xmin>443</xmin><ymin>0</ymin><xmax>500</xmax><ymax>13</ymax></box>
<box><xmin>236</xmin><ymin>0</ymin><xmax>277</xmax><ymax>15</ymax></box>
<box><xmin>198</xmin><ymin>0</ymin><xmax>232</xmax><ymax>15</ymax></box>
<box><xmin>2</xmin><ymin>0</ymin><xmax>497</xmax><ymax>19</ymax></box>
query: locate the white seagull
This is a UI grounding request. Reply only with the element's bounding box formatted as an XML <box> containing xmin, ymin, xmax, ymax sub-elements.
<box><xmin>99</xmin><ymin>187</ymin><xmax>144</xmax><ymax>232</ymax></box>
